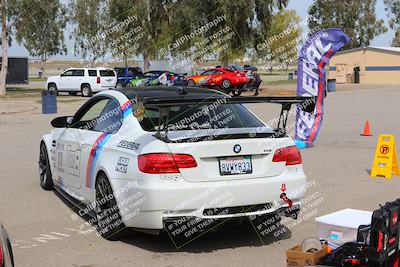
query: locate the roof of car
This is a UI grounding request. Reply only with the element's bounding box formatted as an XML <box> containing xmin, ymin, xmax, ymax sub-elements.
<box><xmin>116</xmin><ymin>86</ymin><xmax>226</xmax><ymax>102</ymax></box>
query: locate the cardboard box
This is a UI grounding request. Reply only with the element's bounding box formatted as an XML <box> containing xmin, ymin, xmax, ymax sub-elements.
<box><xmin>286</xmin><ymin>245</ymin><xmax>328</xmax><ymax>266</ymax></box>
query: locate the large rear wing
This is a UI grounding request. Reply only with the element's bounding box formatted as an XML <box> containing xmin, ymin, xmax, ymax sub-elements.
<box><xmin>140</xmin><ymin>94</ymin><xmax>316</xmax><ymax>139</ymax></box>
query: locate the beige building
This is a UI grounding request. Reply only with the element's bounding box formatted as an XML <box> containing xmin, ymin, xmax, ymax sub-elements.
<box><xmin>328</xmin><ymin>46</ymin><xmax>400</xmax><ymax>85</ymax></box>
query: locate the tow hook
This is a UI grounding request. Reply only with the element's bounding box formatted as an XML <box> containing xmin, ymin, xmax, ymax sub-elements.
<box><xmin>280</xmin><ymin>193</ymin><xmax>293</xmax><ymax>208</ymax></box>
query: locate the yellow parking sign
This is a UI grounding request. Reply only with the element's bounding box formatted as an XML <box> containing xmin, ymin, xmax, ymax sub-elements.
<box><xmin>371</xmin><ymin>135</ymin><xmax>400</xmax><ymax>179</ymax></box>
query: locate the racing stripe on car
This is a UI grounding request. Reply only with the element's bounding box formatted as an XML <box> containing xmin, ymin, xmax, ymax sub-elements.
<box><xmin>85</xmin><ymin>133</ymin><xmax>112</xmax><ymax>188</ymax></box>
<box><xmin>121</xmin><ymin>100</ymin><xmax>132</xmax><ymax>118</ymax></box>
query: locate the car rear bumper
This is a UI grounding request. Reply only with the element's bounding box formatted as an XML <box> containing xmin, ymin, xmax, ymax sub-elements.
<box><xmin>109</xmin><ymin>169</ymin><xmax>307</xmax><ymax>230</ymax></box>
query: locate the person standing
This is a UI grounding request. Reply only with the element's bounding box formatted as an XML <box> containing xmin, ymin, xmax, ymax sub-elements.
<box><xmin>253</xmin><ymin>71</ymin><xmax>262</xmax><ymax>96</ymax></box>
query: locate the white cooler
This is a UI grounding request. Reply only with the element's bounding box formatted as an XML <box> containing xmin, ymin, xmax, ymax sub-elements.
<box><xmin>315</xmin><ymin>208</ymin><xmax>372</xmax><ymax>247</ymax></box>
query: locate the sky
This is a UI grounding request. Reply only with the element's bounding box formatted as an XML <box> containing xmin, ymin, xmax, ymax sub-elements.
<box><xmin>7</xmin><ymin>0</ymin><xmax>397</xmax><ymax>60</ymax></box>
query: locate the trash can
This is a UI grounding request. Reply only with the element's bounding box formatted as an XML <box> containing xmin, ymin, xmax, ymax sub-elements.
<box><xmin>38</xmin><ymin>70</ymin><xmax>43</xmax><ymax>78</ymax></box>
<box><xmin>288</xmin><ymin>73</ymin><xmax>294</xmax><ymax>80</ymax></box>
<box><xmin>327</xmin><ymin>79</ymin><xmax>336</xmax><ymax>92</ymax></box>
<box><xmin>42</xmin><ymin>90</ymin><xmax>57</xmax><ymax>114</ymax></box>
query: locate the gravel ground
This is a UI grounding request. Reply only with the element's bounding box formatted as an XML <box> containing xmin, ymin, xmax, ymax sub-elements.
<box><xmin>0</xmin><ymin>87</ymin><xmax>399</xmax><ymax>267</ymax></box>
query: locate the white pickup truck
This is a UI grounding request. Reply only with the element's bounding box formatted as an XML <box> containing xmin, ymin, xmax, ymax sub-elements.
<box><xmin>46</xmin><ymin>68</ymin><xmax>117</xmax><ymax>97</ymax></box>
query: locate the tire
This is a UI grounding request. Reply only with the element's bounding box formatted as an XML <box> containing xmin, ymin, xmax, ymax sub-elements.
<box><xmin>95</xmin><ymin>173</ymin><xmax>126</xmax><ymax>240</ymax></box>
<box><xmin>232</xmin><ymin>89</ymin><xmax>242</xmax><ymax>97</ymax></box>
<box><xmin>126</xmin><ymin>82</ymin><xmax>133</xmax><ymax>88</ymax></box>
<box><xmin>187</xmin><ymin>79</ymin><xmax>196</xmax><ymax>86</ymax></box>
<box><xmin>38</xmin><ymin>142</ymin><xmax>54</xmax><ymax>190</ymax></box>
<box><xmin>116</xmin><ymin>82</ymin><xmax>123</xmax><ymax>89</ymax></box>
<box><xmin>81</xmin><ymin>84</ymin><xmax>92</xmax><ymax>97</ymax></box>
<box><xmin>68</xmin><ymin>92</ymin><xmax>78</xmax><ymax>96</ymax></box>
<box><xmin>221</xmin><ymin>79</ymin><xmax>231</xmax><ymax>89</ymax></box>
<box><xmin>48</xmin><ymin>84</ymin><xmax>58</xmax><ymax>96</ymax></box>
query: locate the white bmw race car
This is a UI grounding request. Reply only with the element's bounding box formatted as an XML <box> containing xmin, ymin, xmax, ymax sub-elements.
<box><xmin>39</xmin><ymin>86</ymin><xmax>312</xmax><ymax>240</ymax></box>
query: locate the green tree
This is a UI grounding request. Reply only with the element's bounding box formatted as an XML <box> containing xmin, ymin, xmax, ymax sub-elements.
<box><xmin>108</xmin><ymin>0</ymin><xmax>174</xmax><ymax>71</ymax></box>
<box><xmin>308</xmin><ymin>0</ymin><xmax>387</xmax><ymax>49</ymax></box>
<box><xmin>167</xmin><ymin>0</ymin><xmax>288</xmax><ymax>67</ymax></box>
<box><xmin>0</xmin><ymin>0</ymin><xmax>18</xmax><ymax>96</ymax></box>
<box><xmin>384</xmin><ymin>0</ymin><xmax>400</xmax><ymax>46</ymax></box>
<box><xmin>14</xmin><ymin>0</ymin><xmax>67</xmax><ymax>75</ymax></box>
<box><xmin>69</xmin><ymin>0</ymin><xmax>110</xmax><ymax>64</ymax></box>
<box><xmin>255</xmin><ymin>9</ymin><xmax>302</xmax><ymax>72</ymax></box>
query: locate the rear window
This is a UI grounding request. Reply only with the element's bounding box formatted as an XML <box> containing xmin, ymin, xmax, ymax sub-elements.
<box><xmin>99</xmin><ymin>70</ymin><xmax>116</xmax><ymax>77</ymax></box>
<box><xmin>138</xmin><ymin>103</ymin><xmax>264</xmax><ymax>131</ymax></box>
<box><xmin>88</xmin><ymin>70</ymin><xmax>97</xmax><ymax>76</ymax></box>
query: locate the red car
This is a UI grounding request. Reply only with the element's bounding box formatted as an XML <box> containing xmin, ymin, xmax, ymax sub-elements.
<box><xmin>186</xmin><ymin>68</ymin><xmax>249</xmax><ymax>95</ymax></box>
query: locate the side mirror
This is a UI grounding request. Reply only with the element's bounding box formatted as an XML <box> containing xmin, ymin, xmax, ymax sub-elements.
<box><xmin>51</xmin><ymin>116</ymin><xmax>73</xmax><ymax>128</ymax></box>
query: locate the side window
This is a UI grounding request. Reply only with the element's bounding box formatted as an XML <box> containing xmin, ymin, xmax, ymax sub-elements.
<box><xmin>127</xmin><ymin>68</ymin><xmax>134</xmax><ymax>76</ymax></box>
<box><xmin>62</xmin><ymin>70</ymin><xmax>74</xmax><ymax>76</ymax></box>
<box><xmin>202</xmin><ymin>70</ymin><xmax>214</xmax><ymax>76</ymax></box>
<box><xmin>71</xmin><ymin>99</ymin><xmax>109</xmax><ymax>130</ymax></box>
<box><xmin>114</xmin><ymin>68</ymin><xmax>124</xmax><ymax>76</ymax></box>
<box><xmin>73</xmin><ymin>70</ymin><xmax>84</xmax><ymax>76</ymax></box>
<box><xmin>93</xmin><ymin>99</ymin><xmax>123</xmax><ymax>134</ymax></box>
<box><xmin>88</xmin><ymin>70</ymin><xmax>97</xmax><ymax>77</ymax></box>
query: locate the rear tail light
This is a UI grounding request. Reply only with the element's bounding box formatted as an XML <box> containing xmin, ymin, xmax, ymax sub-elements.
<box><xmin>272</xmin><ymin>146</ymin><xmax>302</xmax><ymax>165</ymax></box>
<box><xmin>97</xmin><ymin>76</ymin><xmax>100</xmax><ymax>84</ymax></box>
<box><xmin>169</xmin><ymin>76</ymin><xmax>175</xmax><ymax>81</ymax></box>
<box><xmin>377</xmin><ymin>231</ymin><xmax>384</xmax><ymax>252</ymax></box>
<box><xmin>138</xmin><ymin>153</ymin><xmax>197</xmax><ymax>174</ymax></box>
<box><xmin>0</xmin><ymin>244</ymin><xmax>3</xmax><ymax>266</ymax></box>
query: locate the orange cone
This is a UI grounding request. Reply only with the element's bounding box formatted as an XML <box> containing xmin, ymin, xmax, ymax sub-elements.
<box><xmin>360</xmin><ymin>120</ymin><xmax>372</xmax><ymax>136</ymax></box>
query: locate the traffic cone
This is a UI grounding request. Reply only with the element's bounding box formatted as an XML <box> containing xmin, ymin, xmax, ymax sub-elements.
<box><xmin>360</xmin><ymin>121</ymin><xmax>372</xmax><ymax>136</ymax></box>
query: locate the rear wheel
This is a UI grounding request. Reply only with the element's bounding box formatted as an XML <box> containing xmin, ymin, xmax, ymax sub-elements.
<box><xmin>95</xmin><ymin>173</ymin><xmax>126</xmax><ymax>240</ymax></box>
<box><xmin>221</xmin><ymin>79</ymin><xmax>231</xmax><ymax>90</ymax></box>
<box><xmin>81</xmin><ymin>84</ymin><xmax>92</xmax><ymax>97</ymax></box>
<box><xmin>38</xmin><ymin>142</ymin><xmax>53</xmax><ymax>190</ymax></box>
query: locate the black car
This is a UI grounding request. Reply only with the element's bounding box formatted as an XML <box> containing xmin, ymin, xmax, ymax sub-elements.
<box><xmin>244</xmin><ymin>64</ymin><xmax>258</xmax><ymax>72</ymax></box>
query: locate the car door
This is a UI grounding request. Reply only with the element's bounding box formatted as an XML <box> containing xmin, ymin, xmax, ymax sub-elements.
<box><xmin>76</xmin><ymin>97</ymin><xmax>123</xmax><ymax>200</ymax></box>
<box><xmin>57</xmin><ymin>97</ymin><xmax>109</xmax><ymax>192</ymax></box>
<box><xmin>70</xmin><ymin>69</ymin><xmax>85</xmax><ymax>91</ymax></box>
<box><xmin>58</xmin><ymin>69</ymin><xmax>75</xmax><ymax>90</ymax></box>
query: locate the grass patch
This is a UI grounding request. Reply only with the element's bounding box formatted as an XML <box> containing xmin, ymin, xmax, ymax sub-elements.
<box><xmin>29</xmin><ymin>77</ymin><xmax>47</xmax><ymax>82</ymax></box>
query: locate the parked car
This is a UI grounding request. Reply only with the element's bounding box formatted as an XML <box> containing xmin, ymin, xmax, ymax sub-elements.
<box><xmin>46</xmin><ymin>68</ymin><xmax>117</xmax><ymax>97</ymax></box>
<box><xmin>39</xmin><ymin>86</ymin><xmax>309</xmax><ymax>240</ymax></box>
<box><xmin>243</xmin><ymin>64</ymin><xmax>258</xmax><ymax>72</ymax></box>
<box><xmin>127</xmin><ymin>71</ymin><xmax>185</xmax><ymax>87</ymax></box>
<box><xmin>0</xmin><ymin>224</ymin><xmax>14</xmax><ymax>267</ymax></box>
<box><xmin>114</xmin><ymin>67</ymin><xmax>143</xmax><ymax>88</ymax></box>
<box><xmin>186</xmin><ymin>68</ymin><xmax>249</xmax><ymax>96</ymax></box>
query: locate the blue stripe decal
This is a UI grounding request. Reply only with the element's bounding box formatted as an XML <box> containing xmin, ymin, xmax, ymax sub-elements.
<box><xmin>365</xmin><ymin>66</ymin><xmax>400</xmax><ymax>71</ymax></box>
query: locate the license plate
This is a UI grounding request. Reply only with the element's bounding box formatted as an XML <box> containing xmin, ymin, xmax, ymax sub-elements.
<box><xmin>219</xmin><ymin>156</ymin><xmax>252</xmax><ymax>175</ymax></box>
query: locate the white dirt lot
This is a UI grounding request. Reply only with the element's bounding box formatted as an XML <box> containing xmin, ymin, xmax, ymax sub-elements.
<box><xmin>0</xmin><ymin>86</ymin><xmax>399</xmax><ymax>266</ymax></box>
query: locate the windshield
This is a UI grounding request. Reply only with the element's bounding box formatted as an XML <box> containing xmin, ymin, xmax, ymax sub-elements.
<box><xmin>231</xmin><ymin>65</ymin><xmax>244</xmax><ymax>71</ymax></box>
<box><xmin>138</xmin><ymin>103</ymin><xmax>265</xmax><ymax>131</ymax></box>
